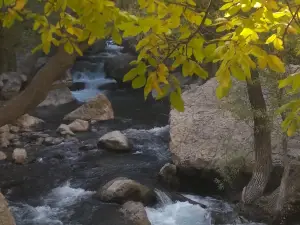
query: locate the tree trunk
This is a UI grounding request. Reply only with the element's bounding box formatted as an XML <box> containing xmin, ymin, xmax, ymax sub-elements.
<box><xmin>242</xmin><ymin>70</ymin><xmax>272</xmax><ymax>204</ymax></box>
<box><xmin>0</xmin><ymin>43</ymin><xmax>88</xmax><ymax>127</ymax></box>
<box><xmin>0</xmin><ymin>26</ymin><xmax>21</xmax><ymax>73</ymax></box>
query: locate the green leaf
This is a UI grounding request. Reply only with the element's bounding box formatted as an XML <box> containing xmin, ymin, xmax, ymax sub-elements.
<box><xmin>220</xmin><ymin>3</ymin><xmax>233</xmax><ymax>10</ymax></box>
<box><xmin>230</xmin><ymin>64</ymin><xmax>246</xmax><ymax>81</ymax></box>
<box><xmin>132</xmin><ymin>75</ymin><xmax>146</xmax><ymax>89</ymax></box>
<box><xmin>123</xmin><ymin>68</ymin><xmax>138</xmax><ymax>82</ymax></box>
<box><xmin>170</xmin><ymin>91</ymin><xmax>184</xmax><ymax>112</ymax></box>
<box><xmin>194</xmin><ymin>64</ymin><xmax>208</xmax><ymax>79</ymax></box>
<box><xmin>266</xmin><ymin>34</ymin><xmax>277</xmax><ymax>44</ymax></box>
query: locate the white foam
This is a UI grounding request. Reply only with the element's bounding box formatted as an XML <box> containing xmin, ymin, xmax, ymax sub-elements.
<box><xmin>146</xmin><ymin>201</ymin><xmax>211</xmax><ymax>225</ymax></box>
<box><xmin>125</xmin><ymin>125</ymin><xmax>170</xmax><ymax>136</ymax></box>
<box><xmin>11</xmin><ymin>182</ymin><xmax>95</xmax><ymax>225</ymax></box>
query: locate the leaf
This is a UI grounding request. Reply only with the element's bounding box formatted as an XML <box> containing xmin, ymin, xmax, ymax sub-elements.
<box><xmin>112</xmin><ymin>28</ymin><xmax>122</xmax><ymax>45</ymax></box>
<box><xmin>132</xmin><ymin>75</ymin><xmax>146</xmax><ymax>89</ymax></box>
<box><xmin>123</xmin><ymin>68</ymin><xmax>138</xmax><ymax>82</ymax></box>
<box><xmin>194</xmin><ymin>64</ymin><xmax>208</xmax><ymax>79</ymax></box>
<box><xmin>273</xmin><ymin>38</ymin><xmax>283</xmax><ymax>50</ymax></box>
<box><xmin>137</xmin><ymin>62</ymin><xmax>147</xmax><ymax>75</ymax></box>
<box><xmin>267</xmin><ymin>55</ymin><xmax>285</xmax><ymax>73</ymax></box>
<box><xmin>230</xmin><ymin>64</ymin><xmax>246</xmax><ymax>81</ymax></box>
<box><xmin>266</xmin><ymin>34</ymin><xmax>277</xmax><ymax>44</ymax></box>
<box><xmin>220</xmin><ymin>3</ymin><xmax>233</xmax><ymax>10</ymax></box>
<box><xmin>170</xmin><ymin>91</ymin><xmax>184</xmax><ymax>112</ymax></box>
<box><xmin>287</xmin><ymin>122</ymin><xmax>297</xmax><ymax>137</ymax></box>
<box><xmin>64</xmin><ymin>41</ymin><xmax>74</xmax><ymax>54</ymax></box>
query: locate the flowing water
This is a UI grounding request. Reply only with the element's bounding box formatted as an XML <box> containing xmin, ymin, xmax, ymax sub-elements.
<box><xmin>2</xmin><ymin>43</ymin><xmax>265</xmax><ymax>225</ymax></box>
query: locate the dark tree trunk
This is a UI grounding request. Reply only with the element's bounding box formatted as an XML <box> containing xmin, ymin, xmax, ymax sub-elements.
<box><xmin>0</xmin><ymin>26</ymin><xmax>21</xmax><ymax>73</ymax></box>
<box><xmin>242</xmin><ymin>70</ymin><xmax>273</xmax><ymax>204</ymax></box>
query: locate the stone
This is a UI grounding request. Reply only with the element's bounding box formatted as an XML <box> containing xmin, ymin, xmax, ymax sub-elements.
<box><xmin>121</xmin><ymin>37</ymin><xmax>138</xmax><ymax>55</ymax></box>
<box><xmin>0</xmin><ymin>125</ymin><xmax>13</xmax><ymax>148</ymax></box>
<box><xmin>57</xmin><ymin>124</ymin><xmax>75</xmax><ymax>136</ymax></box>
<box><xmin>9</xmin><ymin>126</ymin><xmax>20</xmax><ymax>133</ymax></box>
<box><xmin>38</xmin><ymin>87</ymin><xmax>74</xmax><ymax>107</ymax></box>
<box><xmin>98</xmin><ymin>177</ymin><xmax>156</xmax><ymax>205</ymax></box>
<box><xmin>169</xmin><ymin>77</ymin><xmax>300</xmax><ymax>173</ymax></box>
<box><xmin>158</xmin><ymin>163</ymin><xmax>180</xmax><ymax>190</ymax></box>
<box><xmin>0</xmin><ymin>193</ymin><xmax>16</xmax><ymax>225</ymax></box>
<box><xmin>68</xmin><ymin>119</ymin><xmax>89</xmax><ymax>132</ymax></box>
<box><xmin>0</xmin><ymin>151</ymin><xmax>7</xmax><ymax>160</ymax></box>
<box><xmin>104</xmin><ymin>53</ymin><xmax>136</xmax><ymax>85</ymax></box>
<box><xmin>120</xmin><ymin>201</ymin><xmax>151</xmax><ymax>225</ymax></box>
<box><xmin>14</xmin><ymin>114</ymin><xmax>44</xmax><ymax>130</ymax></box>
<box><xmin>12</xmin><ymin>148</ymin><xmax>27</xmax><ymax>164</ymax></box>
<box><xmin>35</xmin><ymin>137</ymin><xmax>44</xmax><ymax>145</ymax></box>
<box><xmin>63</xmin><ymin>94</ymin><xmax>114</xmax><ymax>121</ymax></box>
<box><xmin>0</xmin><ymin>72</ymin><xmax>26</xmax><ymax>100</ymax></box>
<box><xmin>85</xmin><ymin>39</ymin><xmax>107</xmax><ymax>55</ymax></box>
<box><xmin>98</xmin><ymin>131</ymin><xmax>131</xmax><ymax>152</ymax></box>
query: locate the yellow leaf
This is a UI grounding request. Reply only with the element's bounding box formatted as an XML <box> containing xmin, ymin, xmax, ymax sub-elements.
<box><xmin>14</xmin><ymin>0</ymin><xmax>26</xmax><ymax>11</ymax></box>
<box><xmin>112</xmin><ymin>28</ymin><xmax>122</xmax><ymax>45</ymax></box>
<box><xmin>267</xmin><ymin>55</ymin><xmax>285</xmax><ymax>73</ymax></box>
<box><xmin>287</xmin><ymin>122</ymin><xmax>297</xmax><ymax>137</ymax></box>
<box><xmin>265</xmin><ymin>34</ymin><xmax>277</xmax><ymax>44</ymax></box>
<box><xmin>64</xmin><ymin>41</ymin><xmax>74</xmax><ymax>54</ymax></box>
<box><xmin>258</xmin><ymin>57</ymin><xmax>268</xmax><ymax>69</ymax></box>
<box><xmin>170</xmin><ymin>91</ymin><xmax>184</xmax><ymax>112</ymax></box>
<box><xmin>273</xmin><ymin>38</ymin><xmax>283</xmax><ymax>51</ymax></box>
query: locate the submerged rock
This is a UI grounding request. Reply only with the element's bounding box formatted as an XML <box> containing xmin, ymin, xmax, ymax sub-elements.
<box><xmin>158</xmin><ymin>163</ymin><xmax>180</xmax><ymax>190</ymax></box>
<box><xmin>63</xmin><ymin>94</ymin><xmax>114</xmax><ymax>121</ymax></box>
<box><xmin>98</xmin><ymin>177</ymin><xmax>156</xmax><ymax>205</ymax></box>
<box><xmin>12</xmin><ymin>148</ymin><xmax>27</xmax><ymax>164</ymax></box>
<box><xmin>0</xmin><ymin>151</ymin><xmax>7</xmax><ymax>160</ymax></box>
<box><xmin>0</xmin><ymin>125</ymin><xmax>13</xmax><ymax>148</ymax></box>
<box><xmin>98</xmin><ymin>131</ymin><xmax>131</xmax><ymax>152</ymax></box>
<box><xmin>120</xmin><ymin>201</ymin><xmax>151</xmax><ymax>225</ymax></box>
<box><xmin>68</xmin><ymin>119</ymin><xmax>89</xmax><ymax>132</ymax></box>
<box><xmin>0</xmin><ymin>193</ymin><xmax>16</xmax><ymax>225</ymax></box>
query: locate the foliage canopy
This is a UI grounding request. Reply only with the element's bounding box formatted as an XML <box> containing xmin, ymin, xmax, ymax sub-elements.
<box><xmin>1</xmin><ymin>0</ymin><xmax>300</xmax><ymax>136</ymax></box>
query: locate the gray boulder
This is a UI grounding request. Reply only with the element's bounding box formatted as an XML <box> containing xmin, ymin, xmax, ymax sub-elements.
<box><xmin>39</xmin><ymin>87</ymin><xmax>74</xmax><ymax>107</ymax></box>
<box><xmin>0</xmin><ymin>72</ymin><xmax>27</xmax><ymax>100</ymax></box>
<box><xmin>120</xmin><ymin>201</ymin><xmax>151</xmax><ymax>225</ymax></box>
<box><xmin>158</xmin><ymin>163</ymin><xmax>180</xmax><ymax>190</ymax></box>
<box><xmin>0</xmin><ymin>151</ymin><xmax>7</xmax><ymax>161</ymax></box>
<box><xmin>97</xmin><ymin>177</ymin><xmax>156</xmax><ymax>205</ymax></box>
<box><xmin>104</xmin><ymin>53</ymin><xmax>136</xmax><ymax>85</ymax></box>
<box><xmin>169</xmin><ymin>77</ymin><xmax>300</xmax><ymax>175</ymax></box>
<box><xmin>98</xmin><ymin>131</ymin><xmax>131</xmax><ymax>152</ymax></box>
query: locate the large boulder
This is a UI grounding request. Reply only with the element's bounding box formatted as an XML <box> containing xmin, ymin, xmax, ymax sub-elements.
<box><xmin>104</xmin><ymin>53</ymin><xmax>136</xmax><ymax>85</ymax></box>
<box><xmin>120</xmin><ymin>201</ymin><xmax>151</xmax><ymax>225</ymax></box>
<box><xmin>12</xmin><ymin>148</ymin><xmax>27</xmax><ymax>164</ymax></box>
<box><xmin>0</xmin><ymin>193</ymin><xmax>16</xmax><ymax>225</ymax></box>
<box><xmin>98</xmin><ymin>130</ymin><xmax>131</xmax><ymax>152</ymax></box>
<box><xmin>63</xmin><ymin>94</ymin><xmax>114</xmax><ymax>121</ymax></box>
<box><xmin>56</xmin><ymin>124</ymin><xmax>75</xmax><ymax>136</ymax></box>
<box><xmin>97</xmin><ymin>177</ymin><xmax>156</xmax><ymax>205</ymax></box>
<box><xmin>169</xmin><ymin>78</ymin><xmax>300</xmax><ymax>174</ymax></box>
<box><xmin>0</xmin><ymin>72</ymin><xmax>27</xmax><ymax>100</ymax></box>
<box><xmin>38</xmin><ymin>86</ymin><xmax>74</xmax><ymax>107</ymax></box>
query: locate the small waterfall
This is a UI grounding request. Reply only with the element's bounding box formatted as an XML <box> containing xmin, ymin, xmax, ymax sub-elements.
<box><xmin>154</xmin><ymin>189</ymin><xmax>173</xmax><ymax>206</ymax></box>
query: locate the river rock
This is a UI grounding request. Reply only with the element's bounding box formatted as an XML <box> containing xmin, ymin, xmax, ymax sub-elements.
<box><xmin>169</xmin><ymin>77</ymin><xmax>300</xmax><ymax>174</ymax></box>
<box><xmin>0</xmin><ymin>151</ymin><xmax>7</xmax><ymax>160</ymax></box>
<box><xmin>120</xmin><ymin>201</ymin><xmax>151</xmax><ymax>225</ymax></box>
<box><xmin>158</xmin><ymin>163</ymin><xmax>180</xmax><ymax>190</ymax></box>
<box><xmin>68</xmin><ymin>119</ymin><xmax>89</xmax><ymax>132</ymax></box>
<box><xmin>121</xmin><ymin>37</ymin><xmax>138</xmax><ymax>55</ymax></box>
<box><xmin>98</xmin><ymin>131</ymin><xmax>131</xmax><ymax>152</ymax></box>
<box><xmin>39</xmin><ymin>87</ymin><xmax>74</xmax><ymax>107</ymax></box>
<box><xmin>63</xmin><ymin>94</ymin><xmax>114</xmax><ymax>121</ymax></box>
<box><xmin>104</xmin><ymin>53</ymin><xmax>136</xmax><ymax>85</ymax></box>
<box><xmin>98</xmin><ymin>177</ymin><xmax>156</xmax><ymax>205</ymax></box>
<box><xmin>0</xmin><ymin>193</ymin><xmax>16</xmax><ymax>225</ymax></box>
<box><xmin>14</xmin><ymin>114</ymin><xmax>44</xmax><ymax>131</ymax></box>
<box><xmin>0</xmin><ymin>125</ymin><xmax>14</xmax><ymax>148</ymax></box>
<box><xmin>0</xmin><ymin>72</ymin><xmax>27</xmax><ymax>100</ymax></box>
<box><xmin>85</xmin><ymin>40</ymin><xmax>107</xmax><ymax>55</ymax></box>
<box><xmin>57</xmin><ymin>124</ymin><xmax>75</xmax><ymax>136</ymax></box>
<box><xmin>12</xmin><ymin>148</ymin><xmax>27</xmax><ymax>164</ymax></box>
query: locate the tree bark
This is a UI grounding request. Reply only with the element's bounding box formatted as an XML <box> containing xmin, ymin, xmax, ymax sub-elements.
<box><xmin>242</xmin><ymin>70</ymin><xmax>273</xmax><ymax>204</ymax></box>
<box><xmin>0</xmin><ymin>43</ymin><xmax>88</xmax><ymax>127</ymax></box>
